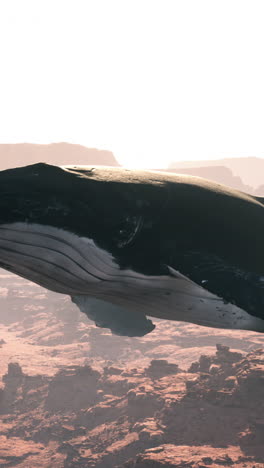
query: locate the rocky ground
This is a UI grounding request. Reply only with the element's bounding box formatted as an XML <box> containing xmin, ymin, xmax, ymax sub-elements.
<box><xmin>0</xmin><ymin>270</ymin><xmax>263</xmax><ymax>467</ymax></box>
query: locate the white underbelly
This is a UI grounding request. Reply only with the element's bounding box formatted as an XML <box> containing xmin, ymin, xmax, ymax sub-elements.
<box><xmin>0</xmin><ymin>222</ymin><xmax>263</xmax><ymax>332</ymax></box>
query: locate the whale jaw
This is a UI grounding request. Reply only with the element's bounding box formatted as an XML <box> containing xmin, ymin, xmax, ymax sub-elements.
<box><xmin>0</xmin><ymin>222</ymin><xmax>264</xmax><ymax>336</ymax></box>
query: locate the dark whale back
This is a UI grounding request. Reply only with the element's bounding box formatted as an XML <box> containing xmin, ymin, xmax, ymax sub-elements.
<box><xmin>65</xmin><ymin>165</ymin><xmax>264</xmax><ymax>278</ymax></box>
<box><xmin>0</xmin><ymin>162</ymin><xmax>263</xmax><ymax>277</ymax></box>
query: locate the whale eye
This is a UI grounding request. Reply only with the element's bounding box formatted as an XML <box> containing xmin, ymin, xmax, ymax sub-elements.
<box><xmin>116</xmin><ymin>215</ymin><xmax>144</xmax><ymax>248</ymax></box>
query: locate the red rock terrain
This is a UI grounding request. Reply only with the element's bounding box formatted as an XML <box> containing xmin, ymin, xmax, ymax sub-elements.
<box><xmin>0</xmin><ymin>270</ymin><xmax>263</xmax><ymax>467</ymax></box>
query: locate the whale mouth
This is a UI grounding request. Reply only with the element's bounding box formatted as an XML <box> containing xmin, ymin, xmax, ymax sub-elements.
<box><xmin>0</xmin><ymin>221</ymin><xmax>264</xmax><ymax>335</ymax></box>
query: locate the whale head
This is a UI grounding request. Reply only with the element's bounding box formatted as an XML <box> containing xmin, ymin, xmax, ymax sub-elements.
<box><xmin>0</xmin><ymin>163</ymin><xmax>163</xmax><ymax>336</ymax></box>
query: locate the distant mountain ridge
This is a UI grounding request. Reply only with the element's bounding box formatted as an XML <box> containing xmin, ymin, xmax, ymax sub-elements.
<box><xmin>168</xmin><ymin>156</ymin><xmax>264</xmax><ymax>189</ymax></box>
<box><xmin>0</xmin><ymin>143</ymin><xmax>120</xmax><ymax>170</ymax></box>
<box><xmin>157</xmin><ymin>165</ymin><xmax>255</xmax><ymax>194</ymax></box>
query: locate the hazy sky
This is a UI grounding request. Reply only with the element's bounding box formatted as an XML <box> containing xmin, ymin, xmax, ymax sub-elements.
<box><xmin>0</xmin><ymin>0</ymin><xmax>263</xmax><ymax>167</ymax></box>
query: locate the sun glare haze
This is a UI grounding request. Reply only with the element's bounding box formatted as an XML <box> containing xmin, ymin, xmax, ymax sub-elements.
<box><xmin>0</xmin><ymin>0</ymin><xmax>263</xmax><ymax>167</ymax></box>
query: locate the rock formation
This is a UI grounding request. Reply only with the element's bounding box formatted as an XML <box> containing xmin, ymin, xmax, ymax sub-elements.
<box><xmin>0</xmin><ymin>258</ymin><xmax>263</xmax><ymax>467</ymax></box>
<box><xmin>0</xmin><ymin>345</ymin><xmax>263</xmax><ymax>467</ymax></box>
<box><xmin>0</xmin><ymin>143</ymin><xmax>120</xmax><ymax>171</ymax></box>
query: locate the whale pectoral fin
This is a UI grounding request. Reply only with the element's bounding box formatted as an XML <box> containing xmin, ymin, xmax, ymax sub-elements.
<box><xmin>169</xmin><ymin>251</ymin><xmax>264</xmax><ymax>320</ymax></box>
<box><xmin>71</xmin><ymin>296</ymin><xmax>155</xmax><ymax>337</ymax></box>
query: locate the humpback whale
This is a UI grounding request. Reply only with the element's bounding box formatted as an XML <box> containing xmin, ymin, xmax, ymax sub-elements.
<box><xmin>0</xmin><ymin>162</ymin><xmax>264</xmax><ymax>336</ymax></box>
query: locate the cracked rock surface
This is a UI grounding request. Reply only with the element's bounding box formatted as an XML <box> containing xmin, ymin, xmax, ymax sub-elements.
<box><xmin>0</xmin><ymin>270</ymin><xmax>263</xmax><ymax>467</ymax></box>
